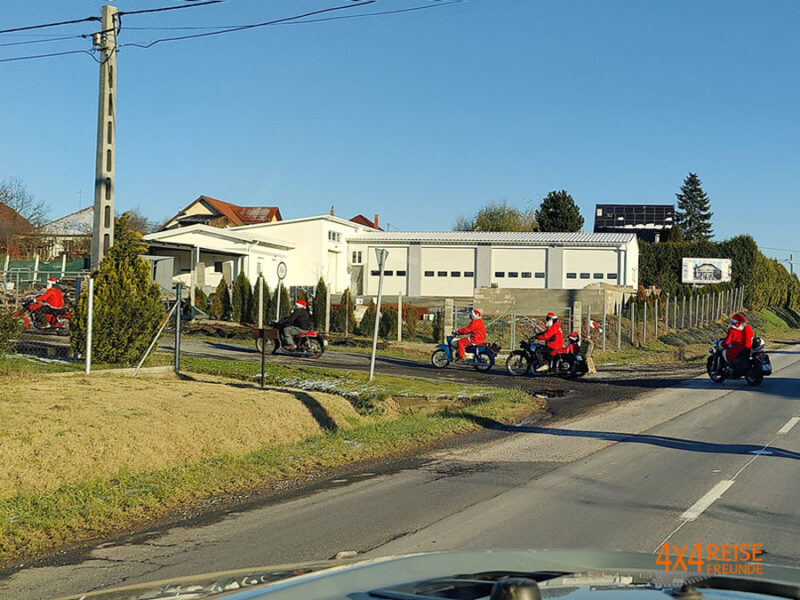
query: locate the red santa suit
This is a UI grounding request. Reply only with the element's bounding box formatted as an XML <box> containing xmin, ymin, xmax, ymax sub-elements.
<box><xmin>456</xmin><ymin>314</ymin><xmax>486</xmax><ymax>359</ymax></box>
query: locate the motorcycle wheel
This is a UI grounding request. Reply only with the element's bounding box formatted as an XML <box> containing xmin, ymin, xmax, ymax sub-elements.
<box><xmin>431</xmin><ymin>349</ymin><xmax>450</xmax><ymax>369</ymax></box>
<box><xmin>745</xmin><ymin>367</ymin><xmax>763</xmax><ymax>386</ymax></box>
<box><xmin>506</xmin><ymin>351</ymin><xmax>530</xmax><ymax>376</ymax></box>
<box><xmin>473</xmin><ymin>350</ymin><xmax>493</xmax><ymax>372</ymax></box>
<box><xmin>706</xmin><ymin>355</ymin><xmax>726</xmax><ymax>383</ymax></box>
<box><xmin>306</xmin><ymin>337</ymin><xmax>324</xmax><ymax>359</ymax></box>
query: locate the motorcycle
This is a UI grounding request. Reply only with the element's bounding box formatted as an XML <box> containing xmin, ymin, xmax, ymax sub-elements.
<box><xmin>506</xmin><ymin>329</ymin><xmax>589</xmax><ymax>379</ymax></box>
<box><xmin>12</xmin><ymin>297</ymin><xmax>71</xmax><ymax>335</ymax></box>
<box><xmin>430</xmin><ymin>333</ymin><xmax>499</xmax><ymax>372</ymax></box>
<box><xmin>253</xmin><ymin>320</ymin><xmax>327</xmax><ymax>358</ymax></box>
<box><xmin>707</xmin><ymin>337</ymin><xmax>771</xmax><ymax>386</ymax></box>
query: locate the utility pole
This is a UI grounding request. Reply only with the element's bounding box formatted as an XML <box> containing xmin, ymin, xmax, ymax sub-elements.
<box><xmin>91</xmin><ymin>5</ymin><xmax>118</xmax><ymax>268</ymax></box>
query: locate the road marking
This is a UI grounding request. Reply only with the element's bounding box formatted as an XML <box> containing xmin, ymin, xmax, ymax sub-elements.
<box><xmin>778</xmin><ymin>417</ymin><xmax>800</xmax><ymax>435</ymax></box>
<box><xmin>680</xmin><ymin>480</ymin><xmax>735</xmax><ymax>522</ymax></box>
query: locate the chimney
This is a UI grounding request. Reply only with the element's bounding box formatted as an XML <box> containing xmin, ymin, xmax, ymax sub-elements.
<box><xmin>330</xmin><ymin>205</ymin><xmax>335</xmax><ymax>216</ymax></box>
<box><xmin>373</xmin><ymin>213</ymin><xmax>379</xmax><ymax>228</ymax></box>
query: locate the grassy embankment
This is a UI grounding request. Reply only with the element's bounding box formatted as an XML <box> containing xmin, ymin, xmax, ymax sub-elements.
<box><xmin>0</xmin><ymin>356</ymin><xmax>542</xmax><ymax>565</ymax></box>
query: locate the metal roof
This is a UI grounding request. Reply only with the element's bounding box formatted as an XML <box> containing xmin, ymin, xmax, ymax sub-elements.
<box><xmin>347</xmin><ymin>231</ymin><xmax>637</xmax><ymax>245</ymax></box>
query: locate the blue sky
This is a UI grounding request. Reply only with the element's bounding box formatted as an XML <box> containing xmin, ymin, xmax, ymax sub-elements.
<box><xmin>2</xmin><ymin>0</ymin><xmax>798</xmax><ymax>268</ymax></box>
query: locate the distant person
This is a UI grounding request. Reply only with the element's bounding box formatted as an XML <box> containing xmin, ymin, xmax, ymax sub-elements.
<box><xmin>32</xmin><ymin>277</ymin><xmax>65</xmax><ymax>328</ymax></box>
<box><xmin>722</xmin><ymin>313</ymin><xmax>754</xmax><ymax>367</ymax></box>
<box><xmin>534</xmin><ymin>311</ymin><xmax>563</xmax><ymax>372</ymax></box>
<box><xmin>278</xmin><ymin>299</ymin><xmax>312</xmax><ymax>350</ymax></box>
<box><xmin>562</xmin><ymin>332</ymin><xmax>581</xmax><ymax>355</ymax></box>
<box><xmin>454</xmin><ymin>308</ymin><xmax>486</xmax><ymax>362</ymax></box>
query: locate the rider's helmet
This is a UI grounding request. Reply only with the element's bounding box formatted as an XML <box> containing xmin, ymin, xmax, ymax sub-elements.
<box><xmin>46</xmin><ymin>277</ymin><xmax>57</xmax><ymax>288</ymax></box>
<box><xmin>568</xmin><ymin>332</ymin><xmax>579</xmax><ymax>344</ymax></box>
<box><xmin>731</xmin><ymin>313</ymin><xmax>746</xmax><ymax>329</ymax></box>
<box><xmin>545</xmin><ymin>311</ymin><xmax>558</xmax><ymax>326</ymax></box>
<box><xmin>469</xmin><ymin>308</ymin><xmax>481</xmax><ymax>320</ymax></box>
<box><xmin>295</xmin><ymin>299</ymin><xmax>307</xmax><ymax>309</ymax></box>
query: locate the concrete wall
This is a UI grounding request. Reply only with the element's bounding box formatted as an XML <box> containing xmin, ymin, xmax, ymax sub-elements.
<box><xmin>474</xmin><ymin>286</ymin><xmax>625</xmax><ymax>316</ymax></box>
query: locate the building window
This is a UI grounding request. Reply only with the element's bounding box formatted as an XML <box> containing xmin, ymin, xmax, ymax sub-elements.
<box><xmin>424</xmin><ymin>271</ymin><xmax>434</xmax><ymax>277</ymax></box>
<box><xmin>397</xmin><ymin>270</ymin><xmax>407</xmax><ymax>277</ymax></box>
<box><xmin>384</xmin><ymin>270</ymin><xmax>393</xmax><ymax>276</ymax></box>
<box><xmin>371</xmin><ymin>270</ymin><xmax>380</xmax><ymax>276</ymax></box>
<box><xmin>437</xmin><ymin>271</ymin><xmax>447</xmax><ymax>277</ymax></box>
<box><xmin>535</xmin><ymin>272</ymin><xmax>546</xmax><ymax>278</ymax></box>
<box><xmin>566</xmin><ymin>273</ymin><xmax>577</xmax><ymax>279</ymax></box>
<box><xmin>521</xmin><ymin>272</ymin><xmax>532</xmax><ymax>278</ymax></box>
<box><xmin>328</xmin><ymin>231</ymin><xmax>341</xmax><ymax>242</ymax></box>
<box><xmin>580</xmin><ymin>273</ymin><xmax>590</xmax><ymax>279</ymax></box>
<box><xmin>451</xmin><ymin>271</ymin><xmax>460</xmax><ymax>277</ymax></box>
<box><xmin>214</xmin><ymin>261</ymin><xmax>223</xmax><ymax>273</ymax></box>
<box><xmin>495</xmin><ymin>272</ymin><xmax>505</xmax><ymax>278</ymax></box>
<box><xmin>464</xmin><ymin>271</ymin><xmax>474</xmax><ymax>277</ymax></box>
<box><xmin>351</xmin><ymin>251</ymin><xmax>362</xmax><ymax>264</ymax></box>
<box><xmin>594</xmin><ymin>273</ymin><xmax>603</xmax><ymax>279</ymax></box>
<box><xmin>607</xmin><ymin>273</ymin><xmax>618</xmax><ymax>280</ymax></box>
<box><xmin>508</xmin><ymin>272</ymin><xmax>519</xmax><ymax>278</ymax></box>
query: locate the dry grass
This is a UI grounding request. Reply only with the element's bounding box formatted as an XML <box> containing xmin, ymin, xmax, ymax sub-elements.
<box><xmin>0</xmin><ymin>371</ymin><xmax>362</xmax><ymax>500</ymax></box>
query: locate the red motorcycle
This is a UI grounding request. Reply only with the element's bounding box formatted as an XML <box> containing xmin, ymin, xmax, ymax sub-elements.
<box><xmin>13</xmin><ymin>297</ymin><xmax>71</xmax><ymax>335</ymax></box>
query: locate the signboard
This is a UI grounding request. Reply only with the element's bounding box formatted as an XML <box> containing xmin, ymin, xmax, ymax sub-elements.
<box><xmin>276</xmin><ymin>261</ymin><xmax>287</xmax><ymax>280</ymax></box>
<box><xmin>681</xmin><ymin>258</ymin><xmax>732</xmax><ymax>284</ymax></box>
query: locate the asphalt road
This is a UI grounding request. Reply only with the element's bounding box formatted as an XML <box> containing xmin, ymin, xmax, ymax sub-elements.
<box><xmin>2</xmin><ymin>342</ymin><xmax>798</xmax><ymax>599</ymax></box>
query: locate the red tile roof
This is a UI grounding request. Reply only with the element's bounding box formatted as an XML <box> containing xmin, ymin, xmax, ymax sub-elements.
<box><xmin>0</xmin><ymin>202</ymin><xmax>34</xmax><ymax>233</ymax></box>
<box><xmin>350</xmin><ymin>214</ymin><xmax>382</xmax><ymax>230</ymax></box>
<box><xmin>161</xmin><ymin>196</ymin><xmax>281</xmax><ymax>230</ymax></box>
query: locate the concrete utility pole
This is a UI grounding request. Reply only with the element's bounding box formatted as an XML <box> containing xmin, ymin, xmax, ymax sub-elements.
<box><xmin>91</xmin><ymin>5</ymin><xmax>118</xmax><ymax>268</ymax></box>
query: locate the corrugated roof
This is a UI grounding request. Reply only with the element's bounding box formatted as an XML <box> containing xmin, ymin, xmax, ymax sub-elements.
<box><xmin>347</xmin><ymin>231</ymin><xmax>637</xmax><ymax>245</ymax></box>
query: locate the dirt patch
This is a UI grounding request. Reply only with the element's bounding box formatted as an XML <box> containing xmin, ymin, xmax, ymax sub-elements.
<box><xmin>0</xmin><ymin>371</ymin><xmax>363</xmax><ymax>499</ymax></box>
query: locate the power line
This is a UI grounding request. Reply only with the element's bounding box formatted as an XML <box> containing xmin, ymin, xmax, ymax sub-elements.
<box><xmin>0</xmin><ymin>16</ymin><xmax>99</xmax><ymax>36</ymax></box>
<box><xmin>121</xmin><ymin>1</ymin><xmax>377</xmax><ymax>49</ymax></box>
<box><xmin>117</xmin><ymin>1</ymin><xmax>223</xmax><ymax>17</ymax></box>
<box><xmin>760</xmin><ymin>246</ymin><xmax>800</xmax><ymax>254</ymax></box>
<box><xmin>0</xmin><ymin>34</ymin><xmax>87</xmax><ymax>48</ymax></box>
<box><xmin>0</xmin><ymin>49</ymin><xmax>97</xmax><ymax>64</ymax></box>
<box><xmin>120</xmin><ymin>1</ymin><xmax>463</xmax><ymax>31</ymax></box>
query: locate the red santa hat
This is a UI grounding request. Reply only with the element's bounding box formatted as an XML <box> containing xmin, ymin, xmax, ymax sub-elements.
<box><xmin>296</xmin><ymin>299</ymin><xmax>307</xmax><ymax>308</ymax></box>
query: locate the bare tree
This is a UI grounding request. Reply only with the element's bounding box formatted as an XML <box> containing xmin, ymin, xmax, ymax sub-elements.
<box><xmin>122</xmin><ymin>207</ymin><xmax>159</xmax><ymax>235</ymax></box>
<box><xmin>0</xmin><ymin>177</ymin><xmax>50</xmax><ymax>227</ymax></box>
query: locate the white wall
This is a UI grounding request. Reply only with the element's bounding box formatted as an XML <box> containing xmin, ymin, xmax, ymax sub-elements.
<box><xmin>561</xmin><ymin>248</ymin><xmax>621</xmax><ymax>289</ymax></box>
<box><xmin>419</xmin><ymin>247</ymin><xmax>476</xmax><ymax>297</ymax></box>
<box><xmin>364</xmin><ymin>246</ymin><xmax>409</xmax><ymax>296</ymax></box>
<box><xmin>490</xmin><ymin>247</ymin><xmax>548</xmax><ymax>289</ymax></box>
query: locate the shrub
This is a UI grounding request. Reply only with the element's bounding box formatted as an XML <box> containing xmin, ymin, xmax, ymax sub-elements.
<box><xmin>210</xmin><ymin>279</ymin><xmax>231</xmax><ymax>320</ymax></box>
<box><xmin>70</xmin><ymin>214</ymin><xmax>164</xmax><ymax>364</ymax></box>
<box><xmin>231</xmin><ymin>272</ymin><xmax>252</xmax><ymax>324</ymax></box>
<box><xmin>0</xmin><ymin>311</ymin><xmax>22</xmax><ymax>356</ymax></box>
<box><xmin>194</xmin><ymin>287</ymin><xmax>209</xmax><ymax>313</ymax></box>
<box><xmin>313</xmin><ymin>278</ymin><xmax>328</xmax><ymax>331</ymax></box>
<box><xmin>380</xmin><ymin>305</ymin><xmax>397</xmax><ymax>338</ymax></box>
<box><xmin>330</xmin><ymin>288</ymin><xmax>355</xmax><ymax>333</ymax></box>
<box><xmin>272</xmin><ymin>284</ymin><xmax>291</xmax><ymax>320</ymax></box>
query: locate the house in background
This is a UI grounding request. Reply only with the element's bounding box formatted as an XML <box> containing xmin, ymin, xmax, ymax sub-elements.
<box><xmin>593</xmin><ymin>204</ymin><xmax>675</xmax><ymax>243</ymax></box>
<box><xmin>36</xmin><ymin>206</ymin><xmax>93</xmax><ymax>260</ymax></box>
<box><xmin>159</xmin><ymin>195</ymin><xmax>282</xmax><ymax>231</ymax></box>
<box><xmin>0</xmin><ymin>202</ymin><xmax>34</xmax><ymax>257</ymax></box>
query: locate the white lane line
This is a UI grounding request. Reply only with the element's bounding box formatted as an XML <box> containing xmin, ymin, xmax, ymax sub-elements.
<box><xmin>778</xmin><ymin>417</ymin><xmax>800</xmax><ymax>435</ymax></box>
<box><xmin>680</xmin><ymin>480</ymin><xmax>735</xmax><ymax>522</ymax></box>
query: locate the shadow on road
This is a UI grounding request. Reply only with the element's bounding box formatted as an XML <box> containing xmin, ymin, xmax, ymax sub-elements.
<box><xmin>452</xmin><ymin>414</ymin><xmax>800</xmax><ymax>460</ymax></box>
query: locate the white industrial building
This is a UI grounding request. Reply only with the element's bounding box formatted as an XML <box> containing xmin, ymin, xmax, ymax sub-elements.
<box><xmin>346</xmin><ymin>232</ymin><xmax>639</xmax><ymax>297</ymax></box>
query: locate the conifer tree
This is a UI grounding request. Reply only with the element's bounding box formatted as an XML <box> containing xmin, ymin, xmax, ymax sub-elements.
<box><xmin>71</xmin><ymin>214</ymin><xmax>163</xmax><ymax>364</ymax></box>
<box><xmin>675</xmin><ymin>172</ymin><xmax>714</xmax><ymax>242</ymax></box>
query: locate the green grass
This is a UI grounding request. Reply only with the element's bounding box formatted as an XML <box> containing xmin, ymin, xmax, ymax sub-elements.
<box><xmin>0</xmin><ymin>350</ymin><xmax>173</xmax><ymax>377</ymax></box>
<box><xmin>0</xmin><ymin>357</ymin><xmax>540</xmax><ymax>564</ymax></box>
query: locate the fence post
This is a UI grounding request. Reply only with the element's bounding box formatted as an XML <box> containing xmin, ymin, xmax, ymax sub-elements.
<box><xmin>654</xmin><ymin>298</ymin><xmax>659</xmax><ymax>339</ymax></box>
<box><xmin>682</xmin><ymin>295</ymin><xmax>686</xmax><ymax>329</ymax></box>
<box><xmin>643</xmin><ymin>301</ymin><xmax>647</xmax><ymax>344</ymax></box>
<box><xmin>665</xmin><ymin>293</ymin><xmax>669</xmax><ymax>329</ymax></box>
<box><xmin>257</xmin><ymin>275</ymin><xmax>264</xmax><ymax>328</ymax></box>
<box><xmin>602</xmin><ymin>301</ymin><xmax>607</xmax><ymax>351</ymax></box>
<box><xmin>85</xmin><ymin>278</ymin><xmax>94</xmax><ymax>375</ymax></box>
<box><xmin>174</xmin><ymin>282</ymin><xmax>182</xmax><ymax>375</ymax></box>
<box><xmin>33</xmin><ymin>255</ymin><xmax>39</xmax><ymax>282</ymax></box>
<box><xmin>325</xmin><ymin>288</ymin><xmax>331</xmax><ymax>334</ymax></box>
<box><xmin>630</xmin><ymin>302</ymin><xmax>635</xmax><ymax>346</ymax></box>
<box><xmin>397</xmin><ymin>293</ymin><xmax>403</xmax><ymax>342</ymax></box>
<box><xmin>616</xmin><ymin>300</ymin><xmax>621</xmax><ymax>351</ymax></box>
<box><xmin>2</xmin><ymin>254</ymin><xmax>8</xmax><ymax>278</ymax></box>
<box><xmin>510</xmin><ymin>308</ymin><xmax>516</xmax><ymax>351</ymax></box>
<box><xmin>60</xmin><ymin>254</ymin><xmax>67</xmax><ymax>279</ymax></box>
<box><xmin>586</xmin><ymin>305</ymin><xmax>591</xmax><ymax>338</ymax></box>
